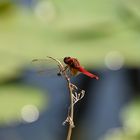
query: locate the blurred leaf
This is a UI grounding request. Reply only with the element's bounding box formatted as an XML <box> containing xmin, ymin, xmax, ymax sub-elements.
<box><xmin>104</xmin><ymin>98</ymin><xmax>140</xmax><ymax>140</ymax></box>
<box><xmin>121</xmin><ymin>99</ymin><xmax>140</xmax><ymax>135</ymax></box>
<box><xmin>118</xmin><ymin>0</ymin><xmax>140</xmax><ymax>31</ymax></box>
<box><xmin>0</xmin><ymin>0</ymin><xmax>140</xmax><ymax>81</ymax></box>
<box><xmin>0</xmin><ymin>0</ymin><xmax>15</xmax><ymax>16</ymax></box>
<box><xmin>0</xmin><ymin>84</ymin><xmax>46</xmax><ymax>125</ymax></box>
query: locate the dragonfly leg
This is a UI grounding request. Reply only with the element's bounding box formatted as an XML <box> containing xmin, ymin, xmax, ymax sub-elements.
<box><xmin>57</xmin><ymin>65</ymin><xmax>69</xmax><ymax>76</ymax></box>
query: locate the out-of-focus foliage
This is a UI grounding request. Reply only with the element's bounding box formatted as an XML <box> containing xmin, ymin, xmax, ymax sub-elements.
<box><xmin>0</xmin><ymin>84</ymin><xmax>46</xmax><ymax>125</ymax></box>
<box><xmin>0</xmin><ymin>1</ymin><xmax>13</xmax><ymax>15</ymax></box>
<box><xmin>118</xmin><ymin>0</ymin><xmax>140</xmax><ymax>31</ymax></box>
<box><xmin>0</xmin><ymin>1</ymin><xmax>47</xmax><ymax>126</ymax></box>
<box><xmin>103</xmin><ymin>99</ymin><xmax>140</xmax><ymax>140</ymax></box>
<box><xmin>0</xmin><ymin>0</ymin><xmax>140</xmax><ymax>80</ymax></box>
<box><xmin>0</xmin><ymin>0</ymin><xmax>140</xmax><ymax>128</ymax></box>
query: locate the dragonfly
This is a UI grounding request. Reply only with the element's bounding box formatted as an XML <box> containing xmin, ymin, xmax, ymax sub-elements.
<box><xmin>63</xmin><ymin>57</ymin><xmax>99</xmax><ymax>80</ymax></box>
<box><xmin>32</xmin><ymin>56</ymin><xmax>99</xmax><ymax>80</ymax></box>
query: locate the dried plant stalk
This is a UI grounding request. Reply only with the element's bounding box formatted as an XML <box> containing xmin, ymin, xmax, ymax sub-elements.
<box><xmin>47</xmin><ymin>56</ymin><xmax>85</xmax><ymax>140</ymax></box>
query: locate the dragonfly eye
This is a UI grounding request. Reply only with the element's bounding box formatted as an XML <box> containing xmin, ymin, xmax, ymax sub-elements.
<box><xmin>64</xmin><ymin>57</ymin><xmax>71</xmax><ymax>64</ymax></box>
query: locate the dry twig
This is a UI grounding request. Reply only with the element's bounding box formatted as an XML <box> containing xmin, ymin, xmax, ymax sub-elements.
<box><xmin>47</xmin><ymin>56</ymin><xmax>85</xmax><ymax>140</ymax></box>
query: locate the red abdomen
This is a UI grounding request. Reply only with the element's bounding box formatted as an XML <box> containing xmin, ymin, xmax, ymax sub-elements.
<box><xmin>78</xmin><ymin>67</ymin><xmax>99</xmax><ymax>80</ymax></box>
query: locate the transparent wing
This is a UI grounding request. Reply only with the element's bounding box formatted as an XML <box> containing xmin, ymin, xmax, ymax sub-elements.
<box><xmin>31</xmin><ymin>58</ymin><xmax>62</xmax><ymax>77</ymax></box>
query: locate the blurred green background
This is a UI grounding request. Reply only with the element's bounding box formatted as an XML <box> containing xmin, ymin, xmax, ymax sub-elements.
<box><xmin>0</xmin><ymin>0</ymin><xmax>140</xmax><ymax>140</ymax></box>
<box><xmin>104</xmin><ymin>100</ymin><xmax>140</xmax><ymax>140</ymax></box>
<box><xmin>1</xmin><ymin>0</ymin><xmax>140</xmax><ymax>80</ymax></box>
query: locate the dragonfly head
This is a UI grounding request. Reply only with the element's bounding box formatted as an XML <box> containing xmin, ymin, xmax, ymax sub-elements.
<box><xmin>63</xmin><ymin>57</ymin><xmax>71</xmax><ymax>64</ymax></box>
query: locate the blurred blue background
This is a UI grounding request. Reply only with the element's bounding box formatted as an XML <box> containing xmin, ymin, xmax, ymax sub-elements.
<box><xmin>0</xmin><ymin>0</ymin><xmax>140</xmax><ymax>140</ymax></box>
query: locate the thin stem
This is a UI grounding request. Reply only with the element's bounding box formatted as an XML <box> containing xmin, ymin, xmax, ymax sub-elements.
<box><xmin>66</xmin><ymin>79</ymin><xmax>74</xmax><ymax>140</ymax></box>
<box><xmin>47</xmin><ymin>56</ymin><xmax>74</xmax><ymax>140</ymax></box>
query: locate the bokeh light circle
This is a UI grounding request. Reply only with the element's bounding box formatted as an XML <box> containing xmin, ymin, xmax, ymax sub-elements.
<box><xmin>105</xmin><ymin>51</ymin><xmax>124</xmax><ymax>70</ymax></box>
<box><xmin>21</xmin><ymin>104</ymin><xmax>39</xmax><ymax>123</ymax></box>
<box><xmin>34</xmin><ymin>0</ymin><xmax>56</xmax><ymax>22</ymax></box>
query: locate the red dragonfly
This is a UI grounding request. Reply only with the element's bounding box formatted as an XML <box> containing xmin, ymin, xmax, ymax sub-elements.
<box><xmin>63</xmin><ymin>57</ymin><xmax>99</xmax><ymax>80</ymax></box>
<box><xmin>32</xmin><ymin>56</ymin><xmax>99</xmax><ymax>80</ymax></box>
